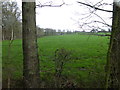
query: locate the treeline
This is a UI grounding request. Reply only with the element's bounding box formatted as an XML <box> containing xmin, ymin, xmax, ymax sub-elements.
<box><xmin>36</xmin><ymin>27</ymin><xmax>75</xmax><ymax>38</ymax></box>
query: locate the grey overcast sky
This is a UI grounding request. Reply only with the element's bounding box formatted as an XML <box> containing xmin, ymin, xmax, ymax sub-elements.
<box><xmin>13</xmin><ymin>0</ymin><xmax>113</xmax><ymax>31</ymax></box>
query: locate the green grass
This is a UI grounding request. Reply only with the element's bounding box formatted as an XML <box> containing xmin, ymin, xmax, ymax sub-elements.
<box><xmin>2</xmin><ymin>34</ymin><xmax>109</xmax><ymax>88</ymax></box>
<box><xmin>97</xmin><ymin>32</ymin><xmax>111</xmax><ymax>35</ymax></box>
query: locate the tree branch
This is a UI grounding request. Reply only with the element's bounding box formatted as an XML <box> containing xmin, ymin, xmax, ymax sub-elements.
<box><xmin>77</xmin><ymin>1</ymin><xmax>113</xmax><ymax>12</ymax></box>
<box><xmin>36</xmin><ymin>1</ymin><xmax>65</xmax><ymax>8</ymax></box>
<box><xmin>93</xmin><ymin>21</ymin><xmax>112</xmax><ymax>27</ymax></box>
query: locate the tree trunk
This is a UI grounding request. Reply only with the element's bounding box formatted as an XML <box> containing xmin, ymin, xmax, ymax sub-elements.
<box><xmin>22</xmin><ymin>1</ymin><xmax>40</xmax><ymax>88</ymax></box>
<box><xmin>2</xmin><ymin>29</ymin><xmax>4</xmax><ymax>40</ymax></box>
<box><xmin>106</xmin><ymin>2</ymin><xmax>120</xmax><ymax>88</ymax></box>
<box><xmin>11</xmin><ymin>27</ymin><xmax>14</xmax><ymax>40</ymax></box>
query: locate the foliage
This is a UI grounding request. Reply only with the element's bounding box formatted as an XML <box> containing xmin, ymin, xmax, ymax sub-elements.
<box><xmin>54</xmin><ymin>48</ymin><xmax>71</xmax><ymax>87</ymax></box>
<box><xmin>54</xmin><ymin>48</ymin><xmax>71</xmax><ymax>77</ymax></box>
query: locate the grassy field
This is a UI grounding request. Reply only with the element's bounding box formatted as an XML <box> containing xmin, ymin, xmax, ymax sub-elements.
<box><xmin>2</xmin><ymin>34</ymin><xmax>109</xmax><ymax>88</ymax></box>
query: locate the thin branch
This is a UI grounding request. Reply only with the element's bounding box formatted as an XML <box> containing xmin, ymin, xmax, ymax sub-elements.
<box><xmin>93</xmin><ymin>21</ymin><xmax>111</xmax><ymax>27</ymax></box>
<box><xmin>79</xmin><ymin>20</ymin><xmax>111</xmax><ymax>28</ymax></box>
<box><xmin>93</xmin><ymin>12</ymin><xmax>106</xmax><ymax>24</ymax></box>
<box><xmin>77</xmin><ymin>1</ymin><xmax>113</xmax><ymax>12</ymax></box>
<box><xmin>36</xmin><ymin>1</ymin><xmax>65</xmax><ymax>8</ymax></box>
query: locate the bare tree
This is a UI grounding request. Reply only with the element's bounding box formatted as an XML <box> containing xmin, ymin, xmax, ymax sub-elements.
<box><xmin>105</xmin><ymin>1</ymin><xmax>120</xmax><ymax>88</ymax></box>
<box><xmin>77</xmin><ymin>0</ymin><xmax>120</xmax><ymax>88</ymax></box>
<box><xmin>2</xmin><ymin>0</ymin><xmax>21</xmax><ymax>40</ymax></box>
<box><xmin>22</xmin><ymin>0</ymin><xmax>40</xmax><ymax>88</ymax></box>
<box><xmin>2</xmin><ymin>1</ymin><xmax>21</xmax><ymax>88</ymax></box>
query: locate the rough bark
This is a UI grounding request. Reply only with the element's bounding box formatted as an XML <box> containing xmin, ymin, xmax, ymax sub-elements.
<box><xmin>106</xmin><ymin>2</ymin><xmax>120</xmax><ymax>88</ymax></box>
<box><xmin>22</xmin><ymin>1</ymin><xmax>40</xmax><ymax>88</ymax></box>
